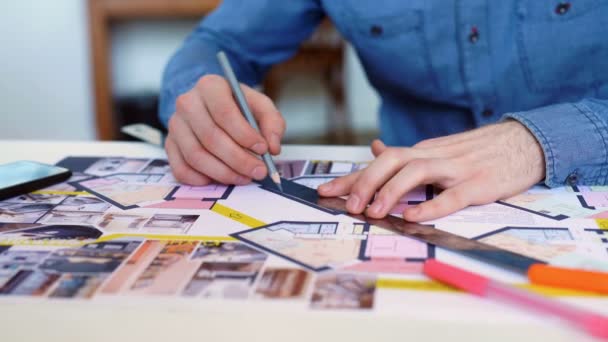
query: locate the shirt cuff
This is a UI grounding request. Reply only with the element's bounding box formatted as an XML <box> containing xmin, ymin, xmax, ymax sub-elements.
<box><xmin>502</xmin><ymin>101</ymin><xmax>608</xmax><ymax>187</ymax></box>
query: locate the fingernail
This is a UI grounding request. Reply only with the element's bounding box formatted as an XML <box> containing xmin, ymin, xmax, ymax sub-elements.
<box><xmin>319</xmin><ymin>182</ymin><xmax>332</xmax><ymax>193</ymax></box>
<box><xmin>252</xmin><ymin>166</ymin><xmax>266</xmax><ymax>180</ymax></box>
<box><xmin>347</xmin><ymin>194</ymin><xmax>360</xmax><ymax>212</ymax></box>
<box><xmin>251</xmin><ymin>142</ymin><xmax>266</xmax><ymax>155</ymax></box>
<box><xmin>406</xmin><ymin>206</ymin><xmax>421</xmax><ymax>217</ymax></box>
<box><xmin>369</xmin><ymin>200</ymin><xmax>384</xmax><ymax>215</ymax></box>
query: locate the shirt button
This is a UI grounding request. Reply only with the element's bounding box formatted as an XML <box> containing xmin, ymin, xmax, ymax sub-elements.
<box><xmin>555</xmin><ymin>3</ymin><xmax>571</xmax><ymax>15</ymax></box>
<box><xmin>482</xmin><ymin>108</ymin><xmax>494</xmax><ymax>117</ymax></box>
<box><xmin>567</xmin><ymin>172</ymin><xmax>579</xmax><ymax>186</ymax></box>
<box><xmin>468</xmin><ymin>27</ymin><xmax>479</xmax><ymax>44</ymax></box>
<box><xmin>370</xmin><ymin>25</ymin><xmax>383</xmax><ymax>37</ymax></box>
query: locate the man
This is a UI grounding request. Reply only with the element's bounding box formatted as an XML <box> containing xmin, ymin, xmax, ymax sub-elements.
<box><xmin>159</xmin><ymin>1</ymin><xmax>608</xmax><ymax>222</ymax></box>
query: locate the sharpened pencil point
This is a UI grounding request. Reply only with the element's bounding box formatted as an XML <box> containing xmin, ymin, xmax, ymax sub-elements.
<box><xmin>270</xmin><ymin>172</ymin><xmax>283</xmax><ymax>192</ymax></box>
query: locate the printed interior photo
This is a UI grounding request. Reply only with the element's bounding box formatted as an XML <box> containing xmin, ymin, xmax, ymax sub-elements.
<box><xmin>310</xmin><ymin>273</ymin><xmax>376</xmax><ymax>310</ymax></box>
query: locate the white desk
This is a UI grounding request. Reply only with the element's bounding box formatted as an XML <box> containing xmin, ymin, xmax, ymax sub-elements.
<box><xmin>0</xmin><ymin>140</ymin><xmax>602</xmax><ymax>342</ymax></box>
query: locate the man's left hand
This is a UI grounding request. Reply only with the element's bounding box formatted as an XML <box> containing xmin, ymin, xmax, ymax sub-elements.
<box><xmin>318</xmin><ymin>121</ymin><xmax>545</xmax><ymax>222</ymax></box>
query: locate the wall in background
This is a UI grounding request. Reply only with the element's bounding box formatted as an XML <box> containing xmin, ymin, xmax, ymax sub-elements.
<box><xmin>0</xmin><ymin>2</ymin><xmax>379</xmax><ymax>142</ymax></box>
<box><xmin>111</xmin><ymin>20</ymin><xmax>379</xmax><ymax>140</ymax></box>
<box><xmin>0</xmin><ymin>0</ymin><xmax>95</xmax><ymax>140</ymax></box>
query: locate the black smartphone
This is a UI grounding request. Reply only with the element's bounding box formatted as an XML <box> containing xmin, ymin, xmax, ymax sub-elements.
<box><xmin>0</xmin><ymin>161</ymin><xmax>72</xmax><ymax>201</ymax></box>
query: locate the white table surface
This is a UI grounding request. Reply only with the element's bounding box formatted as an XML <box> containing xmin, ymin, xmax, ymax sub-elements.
<box><xmin>0</xmin><ymin>140</ymin><xmax>601</xmax><ymax>342</ymax></box>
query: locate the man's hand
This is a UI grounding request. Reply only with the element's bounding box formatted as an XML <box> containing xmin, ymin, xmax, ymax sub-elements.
<box><xmin>165</xmin><ymin>75</ymin><xmax>286</xmax><ymax>186</ymax></box>
<box><xmin>318</xmin><ymin>121</ymin><xmax>545</xmax><ymax>222</ymax></box>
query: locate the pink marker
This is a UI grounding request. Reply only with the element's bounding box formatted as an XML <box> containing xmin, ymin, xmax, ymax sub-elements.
<box><xmin>423</xmin><ymin>259</ymin><xmax>608</xmax><ymax>339</ymax></box>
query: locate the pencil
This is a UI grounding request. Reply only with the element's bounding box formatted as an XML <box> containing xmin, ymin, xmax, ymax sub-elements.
<box><xmin>216</xmin><ymin>51</ymin><xmax>283</xmax><ymax>192</ymax></box>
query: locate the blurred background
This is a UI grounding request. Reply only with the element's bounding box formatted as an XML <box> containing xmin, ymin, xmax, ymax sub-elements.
<box><xmin>0</xmin><ymin>0</ymin><xmax>380</xmax><ymax>145</ymax></box>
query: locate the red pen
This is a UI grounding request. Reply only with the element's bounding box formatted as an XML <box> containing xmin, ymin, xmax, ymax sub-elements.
<box><xmin>423</xmin><ymin>259</ymin><xmax>608</xmax><ymax>339</ymax></box>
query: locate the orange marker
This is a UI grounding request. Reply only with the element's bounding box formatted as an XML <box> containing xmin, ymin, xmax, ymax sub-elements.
<box><xmin>528</xmin><ymin>264</ymin><xmax>608</xmax><ymax>294</ymax></box>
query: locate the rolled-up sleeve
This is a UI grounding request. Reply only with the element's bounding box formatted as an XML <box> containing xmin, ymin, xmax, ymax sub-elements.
<box><xmin>503</xmin><ymin>98</ymin><xmax>608</xmax><ymax>187</ymax></box>
<box><xmin>159</xmin><ymin>0</ymin><xmax>324</xmax><ymax>126</ymax></box>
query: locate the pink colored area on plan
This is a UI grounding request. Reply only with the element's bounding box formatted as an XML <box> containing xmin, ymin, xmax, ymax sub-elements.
<box><xmin>345</xmin><ymin>259</ymin><xmax>424</xmax><ymax>274</ymax></box>
<box><xmin>365</xmin><ymin>235</ymin><xmax>428</xmax><ymax>259</ymax></box>
<box><xmin>172</xmin><ymin>185</ymin><xmax>228</xmax><ymax>199</ymax></box>
<box><xmin>589</xmin><ymin>210</ymin><xmax>608</xmax><ymax>219</ymax></box>
<box><xmin>582</xmin><ymin>193</ymin><xmax>608</xmax><ymax>207</ymax></box>
<box><xmin>145</xmin><ymin>199</ymin><xmax>214</xmax><ymax>209</ymax></box>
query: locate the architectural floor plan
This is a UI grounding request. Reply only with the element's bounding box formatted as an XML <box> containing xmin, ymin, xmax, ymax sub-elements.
<box><xmin>1</xmin><ymin>156</ymin><xmax>608</xmax><ymax>310</ymax></box>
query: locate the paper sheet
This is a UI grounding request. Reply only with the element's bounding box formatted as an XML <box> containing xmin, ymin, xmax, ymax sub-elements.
<box><xmin>0</xmin><ymin>156</ymin><xmax>607</xmax><ymax>316</ymax></box>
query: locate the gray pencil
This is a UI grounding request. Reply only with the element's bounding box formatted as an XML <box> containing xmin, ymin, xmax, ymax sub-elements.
<box><xmin>216</xmin><ymin>51</ymin><xmax>283</xmax><ymax>192</ymax></box>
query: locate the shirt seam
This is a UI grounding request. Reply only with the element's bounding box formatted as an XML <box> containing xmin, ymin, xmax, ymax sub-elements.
<box><xmin>574</xmin><ymin>102</ymin><xmax>608</xmax><ymax>184</ymax></box>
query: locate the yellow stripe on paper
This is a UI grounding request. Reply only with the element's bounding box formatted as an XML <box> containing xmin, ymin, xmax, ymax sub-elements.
<box><xmin>0</xmin><ymin>239</ymin><xmax>85</xmax><ymax>247</ymax></box>
<box><xmin>211</xmin><ymin>203</ymin><xmax>266</xmax><ymax>228</ymax></box>
<box><xmin>376</xmin><ymin>278</ymin><xmax>607</xmax><ymax>297</ymax></box>
<box><xmin>595</xmin><ymin>219</ymin><xmax>608</xmax><ymax>230</ymax></box>
<box><xmin>377</xmin><ymin>278</ymin><xmax>458</xmax><ymax>292</ymax></box>
<box><xmin>517</xmin><ymin>284</ymin><xmax>607</xmax><ymax>297</ymax></box>
<box><xmin>1</xmin><ymin>234</ymin><xmax>237</xmax><ymax>248</ymax></box>
<box><xmin>32</xmin><ymin>190</ymin><xmax>90</xmax><ymax>196</ymax></box>
<box><xmin>94</xmin><ymin>233</ymin><xmax>237</xmax><ymax>243</ymax></box>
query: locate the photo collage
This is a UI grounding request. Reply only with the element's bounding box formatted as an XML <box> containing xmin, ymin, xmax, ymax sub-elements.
<box><xmin>0</xmin><ymin>239</ymin><xmax>377</xmax><ymax>309</ymax></box>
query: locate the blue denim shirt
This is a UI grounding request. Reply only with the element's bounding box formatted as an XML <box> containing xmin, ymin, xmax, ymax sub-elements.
<box><xmin>159</xmin><ymin>0</ymin><xmax>608</xmax><ymax>188</ymax></box>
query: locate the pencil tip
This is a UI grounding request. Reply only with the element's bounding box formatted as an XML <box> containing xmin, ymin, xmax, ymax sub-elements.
<box><xmin>270</xmin><ymin>172</ymin><xmax>283</xmax><ymax>192</ymax></box>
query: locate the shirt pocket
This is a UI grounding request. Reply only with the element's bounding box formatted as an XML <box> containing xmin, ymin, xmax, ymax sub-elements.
<box><xmin>333</xmin><ymin>4</ymin><xmax>437</xmax><ymax>96</ymax></box>
<box><xmin>517</xmin><ymin>0</ymin><xmax>608</xmax><ymax>94</ymax></box>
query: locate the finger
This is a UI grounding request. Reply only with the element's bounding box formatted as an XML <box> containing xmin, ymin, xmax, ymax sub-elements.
<box><xmin>403</xmin><ymin>179</ymin><xmax>495</xmax><ymax>222</ymax></box>
<box><xmin>171</xmin><ymin>115</ymin><xmax>252</xmax><ymax>185</ymax></box>
<box><xmin>366</xmin><ymin>158</ymin><xmax>460</xmax><ymax>218</ymax></box>
<box><xmin>165</xmin><ymin>135</ymin><xmax>212</xmax><ymax>186</ymax></box>
<box><xmin>243</xmin><ymin>84</ymin><xmax>286</xmax><ymax>155</ymax></box>
<box><xmin>178</xmin><ymin>91</ymin><xmax>268</xmax><ymax>180</ymax></box>
<box><xmin>347</xmin><ymin>147</ymin><xmax>419</xmax><ymax>214</ymax></box>
<box><xmin>197</xmin><ymin>75</ymin><xmax>269</xmax><ymax>155</ymax></box>
<box><xmin>317</xmin><ymin>171</ymin><xmax>361</xmax><ymax>197</ymax></box>
<box><xmin>371</xmin><ymin>139</ymin><xmax>387</xmax><ymax>157</ymax></box>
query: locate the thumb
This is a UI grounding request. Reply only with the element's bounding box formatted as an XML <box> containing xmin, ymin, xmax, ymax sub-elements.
<box><xmin>242</xmin><ymin>84</ymin><xmax>286</xmax><ymax>155</ymax></box>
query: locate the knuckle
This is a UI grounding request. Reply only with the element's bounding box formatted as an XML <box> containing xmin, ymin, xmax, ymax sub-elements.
<box><xmin>382</xmin><ymin>148</ymin><xmax>407</xmax><ymax>164</ymax></box>
<box><xmin>350</xmin><ymin>178</ymin><xmax>371</xmax><ymax>198</ymax></box>
<box><xmin>448</xmin><ymin>190</ymin><xmax>468</xmax><ymax>207</ymax></box>
<box><xmin>278</xmin><ymin>114</ymin><xmax>287</xmax><ymax>131</ymax></box>
<box><xmin>408</xmin><ymin>158</ymin><xmax>428</xmax><ymax>171</ymax></box>
<box><xmin>197</xmin><ymin>74</ymin><xmax>222</xmax><ymax>89</ymax></box>
<box><xmin>175</xmin><ymin>93</ymin><xmax>197</xmax><ymax>114</ymax></box>
<box><xmin>183</xmin><ymin>148</ymin><xmax>204</xmax><ymax>168</ymax></box>
<box><xmin>201</xmin><ymin>126</ymin><xmax>220</xmax><ymax>151</ymax></box>
<box><xmin>229</xmin><ymin>152</ymin><xmax>254</xmax><ymax>173</ymax></box>
<box><xmin>211</xmin><ymin>103</ymin><xmax>235</xmax><ymax>121</ymax></box>
<box><xmin>167</xmin><ymin>116</ymin><xmax>179</xmax><ymax>134</ymax></box>
<box><xmin>377</xmin><ymin>186</ymin><xmax>396</xmax><ymax>203</ymax></box>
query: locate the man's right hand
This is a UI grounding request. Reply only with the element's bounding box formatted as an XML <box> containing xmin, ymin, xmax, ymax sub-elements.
<box><xmin>165</xmin><ymin>74</ymin><xmax>286</xmax><ymax>186</ymax></box>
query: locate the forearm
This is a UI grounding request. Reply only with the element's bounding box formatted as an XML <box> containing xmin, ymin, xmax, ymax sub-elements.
<box><xmin>158</xmin><ymin>0</ymin><xmax>324</xmax><ymax>127</ymax></box>
<box><xmin>159</xmin><ymin>33</ymin><xmax>260</xmax><ymax>127</ymax></box>
<box><xmin>504</xmin><ymin>98</ymin><xmax>608</xmax><ymax>187</ymax></box>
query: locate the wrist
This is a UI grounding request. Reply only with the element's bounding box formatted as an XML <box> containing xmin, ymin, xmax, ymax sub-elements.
<box><xmin>504</xmin><ymin>120</ymin><xmax>546</xmax><ymax>183</ymax></box>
